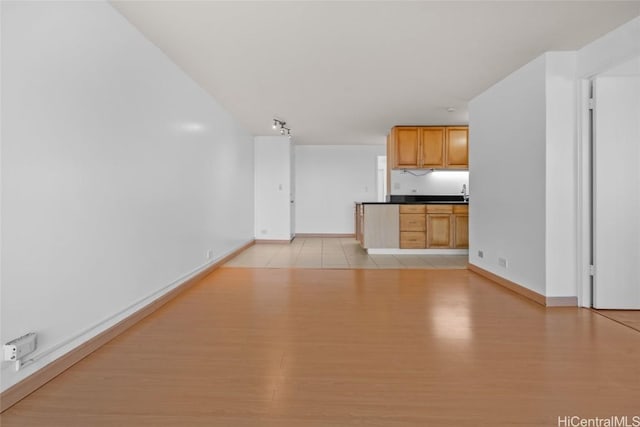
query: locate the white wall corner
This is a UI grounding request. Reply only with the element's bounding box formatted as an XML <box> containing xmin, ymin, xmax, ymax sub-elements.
<box><xmin>468</xmin><ymin>53</ymin><xmax>547</xmax><ymax>297</ymax></box>
<box><xmin>544</xmin><ymin>51</ymin><xmax>579</xmax><ymax>298</ymax></box>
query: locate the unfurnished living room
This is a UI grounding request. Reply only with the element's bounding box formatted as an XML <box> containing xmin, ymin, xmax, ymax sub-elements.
<box><xmin>1</xmin><ymin>1</ymin><xmax>639</xmax><ymax>426</ymax></box>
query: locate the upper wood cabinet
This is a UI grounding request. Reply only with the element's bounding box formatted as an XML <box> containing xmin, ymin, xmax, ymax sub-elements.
<box><xmin>420</xmin><ymin>127</ymin><xmax>446</xmax><ymax>168</ymax></box>
<box><xmin>394</xmin><ymin>127</ymin><xmax>420</xmax><ymax>168</ymax></box>
<box><xmin>390</xmin><ymin>126</ymin><xmax>468</xmax><ymax>170</ymax></box>
<box><xmin>445</xmin><ymin>127</ymin><xmax>469</xmax><ymax>169</ymax></box>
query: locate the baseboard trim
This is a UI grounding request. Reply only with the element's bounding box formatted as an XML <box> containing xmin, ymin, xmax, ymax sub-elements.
<box><xmin>0</xmin><ymin>239</ymin><xmax>254</xmax><ymax>413</ymax></box>
<box><xmin>368</xmin><ymin>248</ymin><xmax>468</xmax><ymax>255</ymax></box>
<box><xmin>255</xmin><ymin>239</ymin><xmax>292</xmax><ymax>244</ymax></box>
<box><xmin>546</xmin><ymin>296</ymin><xmax>578</xmax><ymax>307</ymax></box>
<box><xmin>468</xmin><ymin>263</ymin><xmax>546</xmax><ymax>306</ymax></box>
<box><xmin>295</xmin><ymin>233</ymin><xmax>355</xmax><ymax>238</ymax></box>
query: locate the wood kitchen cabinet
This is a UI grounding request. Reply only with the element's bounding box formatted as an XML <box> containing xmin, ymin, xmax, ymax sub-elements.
<box><xmin>399</xmin><ymin>204</ymin><xmax>426</xmax><ymax>248</ymax></box>
<box><xmin>452</xmin><ymin>205</ymin><xmax>469</xmax><ymax>248</ymax></box>
<box><xmin>394</xmin><ymin>127</ymin><xmax>420</xmax><ymax>168</ymax></box>
<box><xmin>420</xmin><ymin>127</ymin><xmax>446</xmax><ymax>168</ymax></box>
<box><xmin>445</xmin><ymin>127</ymin><xmax>469</xmax><ymax>169</ymax></box>
<box><xmin>390</xmin><ymin>126</ymin><xmax>468</xmax><ymax>170</ymax></box>
<box><xmin>426</xmin><ymin>205</ymin><xmax>453</xmax><ymax>248</ymax></box>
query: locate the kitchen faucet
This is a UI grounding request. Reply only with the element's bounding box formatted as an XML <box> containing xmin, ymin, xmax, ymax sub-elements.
<box><xmin>461</xmin><ymin>184</ymin><xmax>469</xmax><ymax>202</ymax></box>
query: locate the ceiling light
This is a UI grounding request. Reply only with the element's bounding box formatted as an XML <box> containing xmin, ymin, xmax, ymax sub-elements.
<box><xmin>272</xmin><ymin>118</ymin><xmax>292</xmax><ymax>139</ymax></box>
<box><xmin>447</xmin><ymin>107</ymin><xmax>456</xmax><ymax>113</ymax></box>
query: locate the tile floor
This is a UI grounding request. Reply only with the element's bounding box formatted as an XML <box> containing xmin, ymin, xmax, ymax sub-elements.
<box><xmin>224</xmin><ymin>237</ymin><xmax>468</xmax><ymax>269</ymax></box>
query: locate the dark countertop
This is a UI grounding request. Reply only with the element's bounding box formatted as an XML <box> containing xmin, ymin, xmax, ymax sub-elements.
<box><xmin>358</xmin><ymin>201</ymin><xmax>469</xmax><ymax>205</ymax></box>
<box><xmin>356</xmin><ymin>195</ymin><xmax>469</xmax><ymax>205</ymax></box>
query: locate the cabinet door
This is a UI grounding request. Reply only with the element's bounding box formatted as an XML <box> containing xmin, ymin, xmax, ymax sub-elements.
<box><xmin>394</xmin><ymin>127</ymin><xmax>420</xmax><ymax>168</ymax></box>
<box><xmin>420</xmin><ymin>127</ymin><xmax>445</xmax><ymax>168</ymax></box>
<box><xmin>453</xmin><ymin>214</ymin><xmax>469</xmax><ymax>248</ymax></box>
<box><xmin>446</xmin><ymin>127</ymin><xmax>468</xmax><ymax>169</ymax></box>
<box><xmin>427</xmin><ymin>214</ymin><xmax>452</xmax><ymax>248</ymax></box>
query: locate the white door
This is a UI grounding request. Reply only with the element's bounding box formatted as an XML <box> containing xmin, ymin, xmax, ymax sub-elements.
<box><xmin>592</xmin><ymin>70</ymin><xmax>640</xmax><ymax>309</ymax></box>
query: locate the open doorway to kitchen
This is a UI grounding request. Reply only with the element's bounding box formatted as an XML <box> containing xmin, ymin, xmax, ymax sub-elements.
<box><xmin>377</xmin><ymin>156</ymin><xmax>387</xmax><ymax>202</ymax></box>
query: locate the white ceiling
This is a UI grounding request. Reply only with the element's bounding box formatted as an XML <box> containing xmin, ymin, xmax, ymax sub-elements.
<box><xmin>111</xmin><ymin>1</ymin><xmax>640</xmax><ymax>145</ymax></box>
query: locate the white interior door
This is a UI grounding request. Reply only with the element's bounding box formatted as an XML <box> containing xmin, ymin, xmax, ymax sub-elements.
<box><xmin>592</xmin><ymin>69</ymin><xmax>640</xmax><ymax>309</ymax></box>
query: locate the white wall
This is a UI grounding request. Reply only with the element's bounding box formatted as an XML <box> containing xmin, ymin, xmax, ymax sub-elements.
<box><xmin>545</xmin><ymin>52</ymin><xmax>578</xmax><ymax>298</ymax></box>
<box><xmin>1</xmin><ymin>1</ymin><xmax>254</xmax><ymax>391</ymax></box>
<box><xmin>295</xmin><ymin>145</ymin><xmax>384</xmax><ymax>234</ymax></box>
<box><xmin>254</xmin><ymin>136</ymin><xmax>292</xmax><ymax>240</ymax></box>
<box><xmin>390</xmin><ymin>170</ymin><xmax>469</xmax><ymax>196</ymax></box>
<box><xmin>469</xmin><ymin>55</ymin><xmax>548</xmax><ymax>295</ymax></box>
<box><xmin>577</xmin><ymin>16</ymin><xmax>640</xmax><ymax>78</ymax></box>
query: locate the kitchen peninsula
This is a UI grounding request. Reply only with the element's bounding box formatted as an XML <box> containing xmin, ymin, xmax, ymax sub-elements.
<box><xmin>355</xmin><ymin>195</ymin><xmax>468</xmax><ymax>254</ymax></box>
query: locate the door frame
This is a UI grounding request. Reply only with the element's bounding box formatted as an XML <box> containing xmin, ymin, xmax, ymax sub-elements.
<box><xmin>576</xmin><ymin>78</ymin><xmax>593</xmax><ymax>308</ymax></box>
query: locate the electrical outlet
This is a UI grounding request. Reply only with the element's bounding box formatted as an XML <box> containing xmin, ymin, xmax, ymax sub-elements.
<box><xmin>261</xmin><ymin>229</ymin><xmax>267</xmax><ymax>235</ymax></box>
<box><xmin>3</xmin><ymin>332</ymin><xmax>37</xmax><ymax>362</ymax></box>
<box><xmin>478</xmin><ymin>250</ymin><xmax>484</xmax><ymax>258</ymax></box>
<box><xmin>206</xmin><ymin>249</ymin><xmax>213</xmax><ymax>260</ymax></box>
<box><xmin>498</xmin><ymin>257</ymin><xmax>508</xmax><ymax>268</ymax></box>
<box><xmin>393</xmin><ymin>183</ymin><xmax>400</xmax><ymax>190</ymax></box>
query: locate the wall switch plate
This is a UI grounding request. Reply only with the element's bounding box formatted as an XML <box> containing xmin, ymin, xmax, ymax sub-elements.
<box><xmin>3</xmin><ymin>332</ymin><xmax>37</xmax><ymax>362</ymax></box>
<box><xmin>498</xmin><ymin>257</ymin><xmax>508</xmax><ymax>268</ymax></box>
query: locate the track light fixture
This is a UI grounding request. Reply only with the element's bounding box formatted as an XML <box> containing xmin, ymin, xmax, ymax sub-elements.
<box><xmin>272</xmin><ymin>118</ymin><xmax>292</xmax><ymax>139</ymax></box>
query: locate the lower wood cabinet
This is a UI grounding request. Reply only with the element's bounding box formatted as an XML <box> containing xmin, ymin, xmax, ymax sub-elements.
<box><xmin>426</xmin><ymin>214</ymin><xmax>452</xmax><ymax>248</ymax></box>
<box><xmin>452</xmin><ymin>205</ymin><xmax>469</xmax><ymax>248</ymax></box>
<box><xmin>400</xmin><ymin>231</ymin><xmax>426</xmax><ymax>249</ymax></box>
<box><xmin>399</xmin><ymin>205</ymin><xmax>426</xmax><ymax>248</ymax></box>
<box><xmin>426</xmin><ymin>205</ymin><xmax>453</xmax><ymax>248</ymax></box>
<box><xmin>398</xmin><ymin>204</ymin><xmax>468</xmax><ymax>249</ymax></box>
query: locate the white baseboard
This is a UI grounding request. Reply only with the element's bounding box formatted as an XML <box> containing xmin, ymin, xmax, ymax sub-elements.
<box><xmin>367</xmin><ymin>248</ymin><xmax>469</xmax><ymax>255</ymax></box>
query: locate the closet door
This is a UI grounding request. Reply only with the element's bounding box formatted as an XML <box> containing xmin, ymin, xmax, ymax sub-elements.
<box><xmin>592</xmin><ymin>74</ymin><xmax>640</xmax><ymax>309</ymax></box>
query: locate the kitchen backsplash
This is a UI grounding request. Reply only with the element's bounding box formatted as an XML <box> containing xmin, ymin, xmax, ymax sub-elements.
<box><xmin>390</xmin><ymin>170</ymin><xmax>469</xmax><ymax>195</ymax></box>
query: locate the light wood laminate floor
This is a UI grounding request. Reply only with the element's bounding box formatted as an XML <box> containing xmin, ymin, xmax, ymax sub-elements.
<box><xmin>225</xmin><ymin>237</ymin><xmax>468</xmax><ymax>269</ymax></box>
<box><xmin>1</xmin><ymin>268</ymin><xmax>639</xmax><ymax>426</ymax></box>
<box><xmin>594</xmin><ymin>309</ymin><xmax>640</xmax><ymax>332</ymax></box>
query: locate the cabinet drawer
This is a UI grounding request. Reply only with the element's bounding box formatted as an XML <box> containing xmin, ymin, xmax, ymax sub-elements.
<box><xmin>399</xmin><ymin>204</ymin><xmax>426</xmax><ymax>214</ymax></box>
<box><xmin>400</xmin><ymin>231</ymin><xmax>426</xmax><ymax>249</ymax></box>
<box><xmin>400</xmin><ymin>214</ymin><xmax>426</xmax><ymax>231</ymax></box>
<box><xmin>453</xmin><ymin>205</ymin><xmax>468</xmax><ymax>214</ymax></box>
<box><xmin>426</xmin><ymin>204</ymin><xmax>453</xmax><ymax>214</ymax></box>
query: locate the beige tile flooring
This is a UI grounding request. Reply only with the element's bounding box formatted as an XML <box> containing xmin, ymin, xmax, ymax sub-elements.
<box><xmin>225</xmin><ymin>237</ymin><xmax>468</xmax><ymax>269</ymax></box>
